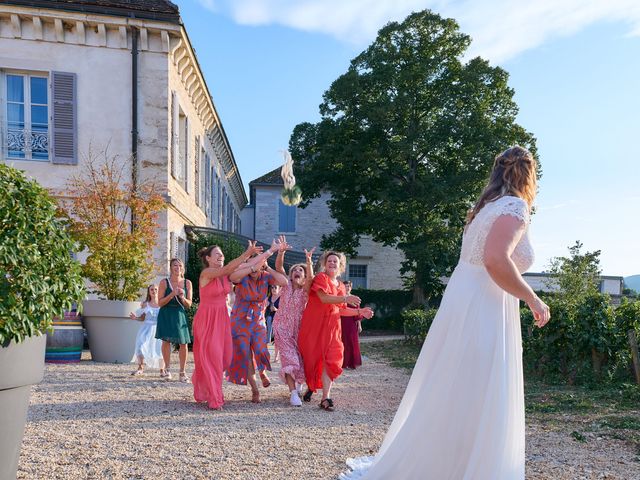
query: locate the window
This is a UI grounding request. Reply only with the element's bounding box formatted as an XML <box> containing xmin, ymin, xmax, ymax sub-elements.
<box><xmin>5</xmin><ymin>73</ymin><xmax>49</xmax><ymax>161</ymax></box>
<box><xmin>177</xmin><ymin>110</ymin><xmax>188</xmax><ymax>191</ymax></box>
<box><xmin>278</xmin><ymin>200</ymin><xmax>296</xmax><ymax>232</ymax></box>
<box><xmin>348</xmin><ymin>264</ymin><xmax>368</xmax><ymax>289</ymax></box>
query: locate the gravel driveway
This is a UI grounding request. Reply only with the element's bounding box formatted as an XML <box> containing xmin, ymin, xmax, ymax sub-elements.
<box><xmin>17</xmin><ymin>343</ymin><xmax>640</xmax><ymax>479</ymax></box>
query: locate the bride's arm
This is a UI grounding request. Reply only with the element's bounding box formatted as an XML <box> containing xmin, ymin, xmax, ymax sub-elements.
<box><xmin>483</xmin><ymin>216</ymin><xmax>550</xmax><ymax>327</ymax></box>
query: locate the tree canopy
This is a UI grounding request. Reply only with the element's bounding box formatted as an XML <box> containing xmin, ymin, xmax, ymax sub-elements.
<box><xmin>290</xmin><ymin>10</ymin><xmax>538</xmax><ymax>303</ymax></box>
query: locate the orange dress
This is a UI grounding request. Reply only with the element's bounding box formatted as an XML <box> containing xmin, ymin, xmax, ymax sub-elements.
<box><xmin>298</xmin><ymin>272</ymin><xmax>346</xmax><ymax>392</ymax></box>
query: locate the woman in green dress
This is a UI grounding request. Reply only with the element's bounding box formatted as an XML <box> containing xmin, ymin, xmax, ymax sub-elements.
<box><xmin>156</xmin><ymin>258</ymin><xmax>193</xmax><ymax>382</ymax></box>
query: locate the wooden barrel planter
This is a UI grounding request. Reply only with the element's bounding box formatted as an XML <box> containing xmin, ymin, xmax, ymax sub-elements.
<box><xmin>45</xmin><ymin>310</ymin><xmax>84</xmax><ymax>363</ymax></box>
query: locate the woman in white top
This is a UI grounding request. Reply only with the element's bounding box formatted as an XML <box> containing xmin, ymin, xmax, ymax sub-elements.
<box><xmin>342</xmin><ymin>145</ymin><xmax>551</xmax><ymax>479</ymax></box>
<box><xmin>129</xmin><ymin>284</ymin><xmax>164</xmax><ymax>375</ymax></box>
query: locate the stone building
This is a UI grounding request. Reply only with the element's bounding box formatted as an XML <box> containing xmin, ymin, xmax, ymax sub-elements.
<box><xmin>0</xmin><ymin>0</ymin><xmax>246</xmax><ymax>279</ymax></box>
<box><xmin>241</xmin><ymin>168</ymin><xmax>406</xmax><ymax>290</ymax></box>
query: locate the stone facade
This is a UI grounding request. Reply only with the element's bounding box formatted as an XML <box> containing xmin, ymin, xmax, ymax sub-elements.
<box><xmin>0</xmin><ymin>1</ymin><xmax>246</xmax><ymax>287</ymax></box>
<box><xmin>244</xmin><ymin>179</ymin><xmax>406</xmax><ymax>290</ymax></box>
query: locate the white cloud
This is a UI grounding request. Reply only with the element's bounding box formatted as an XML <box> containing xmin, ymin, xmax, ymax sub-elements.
<box><xmin>197</xmin><ymin>0</ymin><xmax>640</xmax><ymax>62</ymax></box>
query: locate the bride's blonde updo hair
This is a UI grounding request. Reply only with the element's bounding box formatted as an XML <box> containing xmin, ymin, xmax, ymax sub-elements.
<box><xmin>466</xmin><ymin>145</ymin><xmax>537</xmax><ymax>225</ymax></box>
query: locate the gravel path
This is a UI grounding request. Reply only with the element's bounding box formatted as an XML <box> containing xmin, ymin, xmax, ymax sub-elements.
<box><xmin>17</xmin><ymin>343</ymin><xmax>640</xmax><ymax>479</ymax></box>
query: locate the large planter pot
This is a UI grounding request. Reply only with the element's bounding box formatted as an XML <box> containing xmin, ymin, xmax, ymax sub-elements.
<box><xmin>45</xmin><ymin>310</ymin><xmax>84</xmax><ymax>363</ymax></box>
<box><xmin>83</xmin><ymin>300</ymin><xmax>142</xmax><ymax>363</ymax></box>
<box><xmin>0</xmin><ymin>334</ymin><xmax>46</xmax><ymax>480</ymax></box>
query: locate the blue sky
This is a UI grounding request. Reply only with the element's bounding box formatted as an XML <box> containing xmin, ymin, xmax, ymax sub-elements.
<box><xmin>177</xmin><ymin>0</ymin><xmax>640</xmax><ymax>277</ymax></box>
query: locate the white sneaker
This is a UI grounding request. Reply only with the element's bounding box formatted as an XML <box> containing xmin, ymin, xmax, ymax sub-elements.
<box><xmin>290</xmin><ymin>390</ymin><xmax>302</xmax><ymax>407</ymax></box>
<box><xmin>295</xmin><ymin>383</ymin><xmax>303</xmax><ymax>397</ymax></box>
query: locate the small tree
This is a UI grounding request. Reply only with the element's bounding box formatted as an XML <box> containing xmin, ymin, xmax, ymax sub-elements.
<box><xmin>59</xmin><ymin>149</ymin><xmax>164</xmax><ymax>301</ymax></box>
<box><xmin>546</xmin><ymin>241</ymin><xmax>601</xmax><ymax>307</ymax></box>
<box><xmin>0</xmin><ymin>164</ymin><xmax>85</xmax><ymax>344</ymax></box>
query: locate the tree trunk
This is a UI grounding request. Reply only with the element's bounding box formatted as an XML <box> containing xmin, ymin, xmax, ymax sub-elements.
<box><xmin>591</xmin><ymin>348</ymin><xmax>604</xmax><ymax>378</ymax></box>
<box><xmin>412</xmin><ymin>282</ymin><xmax>425</xmax><ymax>307</ymax></box>
<box><xmin>628</xmin><ymin>330</ymin><xmax>640</xmax><ymax>385</ymax></box>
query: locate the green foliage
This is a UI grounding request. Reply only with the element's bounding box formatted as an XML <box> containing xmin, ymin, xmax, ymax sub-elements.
<box><xmin>0</xmin><ymin>164</ymin><xmax>85</xmax><ymax>344</ymax></box>
<box><xmin>290</xmin><ymin>9</ymin><xmax>537</xmax><ymax>303</ymax></box>
<box><xmin>546</xmin><ymin>241</ymin><xmax>601</xmax><ymax>307</ymax></box>
<box><xmin>186</xmin><ymin>232</ymin><xmax>244</xmax><ymax>302</ymax></box>
<box><xmin>402</xmin><ymin>308</ymin><xmax>437</xmax><ymax>344</ymax></box>
<box><xmin>352</xmin><ymin>288</ymin><xmax>412</xmax><ymax>331</ymax></box>
<box><xmin>60</xmin><ymin>150</ymin><xmax>164</xmax><ymax>301</ymax></box>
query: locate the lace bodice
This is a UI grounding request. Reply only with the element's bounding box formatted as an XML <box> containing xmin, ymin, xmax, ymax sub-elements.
<box><xmin>459</xmin><ymin>196</ymin><xmax>534</xmax><ymax>273</ymax></box>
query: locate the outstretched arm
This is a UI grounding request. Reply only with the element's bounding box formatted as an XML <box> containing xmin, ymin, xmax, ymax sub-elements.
<box><xmin>275</xmin><ymin>235</ymin><xmax>290</xmax><ymax>276</ymax></box>
<box><xmin>200</xmin><ymin>241</ymin><xmax>263</xmax><ymax>283</ymax></box>
<box><xmin>229</xmin><ymin>240</ymin><xmax>278</xmax><ymax>283</ymax></box>
<box><xmin>266</xmin><ymin>265</ymin><xmax>288</xmax><ymax>287</ymax></box>
<box><xmin>303</xmin><ymin>247</ymin><xmax>316</xmax><ymax>292</ymax></box>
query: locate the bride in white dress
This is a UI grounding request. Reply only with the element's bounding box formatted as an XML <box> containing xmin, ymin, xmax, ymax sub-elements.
<box><xmin>341</xmin><ymin>146</ymin><xmax>551</xmax><ymax>480</ymax></box>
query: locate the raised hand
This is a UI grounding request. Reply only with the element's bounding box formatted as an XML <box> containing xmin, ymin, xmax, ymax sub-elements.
<box><xmin>246</xmin><ymin>240</ymin><xmax>262</xmax><ymax>257</ymax></box>
<box><xmin>278</xmin><ymin>235</ymin><xmax>292</xmax><ymax>252</ymax></box>
<box><xmin>304</xmin><ymin>247</ymin><xmax>316</xmax><ymax>262</ymax></box>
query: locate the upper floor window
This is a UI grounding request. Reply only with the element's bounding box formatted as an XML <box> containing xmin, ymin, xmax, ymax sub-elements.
<box><xmin>5</xmin><ymin>73</ymin><xmax>49</xmax><ymax>161</ymax></box>
<box><xmin>278</xmin><ymin>200</ymin><xmax>296</xmax><ymax>233</ymax></box>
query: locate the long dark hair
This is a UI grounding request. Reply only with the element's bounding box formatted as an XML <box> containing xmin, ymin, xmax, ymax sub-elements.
<box><xmin>198</xmin><ymin>245</ymin><xmax>221</xmax><ymax>268</ymax></box>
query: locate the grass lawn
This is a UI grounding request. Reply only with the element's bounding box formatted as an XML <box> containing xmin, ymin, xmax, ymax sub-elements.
<box><xmin>361</xmin><ymin>339</ymin><xmax>640</xmax><ymax>456</ymax></box>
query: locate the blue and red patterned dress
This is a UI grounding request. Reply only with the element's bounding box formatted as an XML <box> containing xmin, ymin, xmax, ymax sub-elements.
<box><xmin>226</xmin><ymin>271</ymin><xmax>275</xmax><ymax>385</ymax></box>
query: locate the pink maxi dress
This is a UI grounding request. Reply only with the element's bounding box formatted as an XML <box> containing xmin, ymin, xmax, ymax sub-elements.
<box><xmin>192</xmin><ymin>276</ymin><xmax>233</xmax><ymax>409</ymax></box>
<box><xmin>273</xmin><ymin>280</ymin><xmax>308</xmax><ymax>384</ymax></box>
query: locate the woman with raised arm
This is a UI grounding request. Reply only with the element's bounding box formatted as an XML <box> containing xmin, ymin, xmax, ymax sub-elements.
<box><xmin>272</xmin><ymin>236</ymin><xmax>315</xmax><ymax>406</ymax></box>
<box><xmin>226</xmin><ymin>240</ymin><xmax>289</xmax><ymax>404</ymax></box>
<box><xmin>341</xmin><ymin>146</ymin><xmax>551</xmax><ymax>479</ymax></box>
<box><xmin>298</xmin><ymin>251</ymin><xmax>374</xmax><ymax>411</ymax></box>
<box><xmin>156</xmin><ymin>258</ymin><xmax>193</xmax><ymax>382</ymax></box>
<box><xmin>191</xmin><ymin>241</ymin><xmax>263</xmax><ymax>410</ymax></box>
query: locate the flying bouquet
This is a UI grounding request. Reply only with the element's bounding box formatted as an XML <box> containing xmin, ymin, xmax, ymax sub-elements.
<box><xmin>280</xmin><ymin>150</ymin><xmax>302</xmax><ymax>206</ymax></box>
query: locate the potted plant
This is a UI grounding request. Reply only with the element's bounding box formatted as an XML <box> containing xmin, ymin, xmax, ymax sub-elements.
<box><xmin>0</xmin><ymin>164</ymin><xmax>85</xmax><ymax>479</ymax></box>
<box><xmin>60</xmin><ymin>149</ymin><xmax>164</xmax><ymax>363</ymax></box>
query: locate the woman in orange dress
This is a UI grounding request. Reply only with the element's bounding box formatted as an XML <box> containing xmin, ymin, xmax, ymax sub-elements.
<box><xmin>298</xmin><ymin>251</ymin><xmax>374</xmax><ymax>411</ymax></box>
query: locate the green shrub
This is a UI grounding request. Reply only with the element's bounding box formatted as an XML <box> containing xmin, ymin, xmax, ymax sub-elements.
<box><xmin>402</xmin><ymin>308</ymin><xmax>437</xmax><ymax>344</ymax></box>
<box><xmin>352</xmin><ymin>288</ymin><xmax>412</xmax><ymax>332</ymax></box>
<box><xmin>0</xmin><ymin>165</ymin><xmax>85</xmax><ymax>344</ymax></box>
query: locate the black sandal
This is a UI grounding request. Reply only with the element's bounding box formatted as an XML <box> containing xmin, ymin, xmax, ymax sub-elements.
<box><xmin>303</xmin><ymin>389</ymin><xmax>313</xmax><ymax>402</ymax></box>
<box><xmin>319</xmin><ymin>398</ymin><xmax>335</xmax><ymax>411</ymax></box>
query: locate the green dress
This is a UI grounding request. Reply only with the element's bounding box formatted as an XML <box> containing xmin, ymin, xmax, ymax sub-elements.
<box><xmin>155</xmin><ymin>278</ymin><xmax>191</xmax><ymax>344</ymax></box>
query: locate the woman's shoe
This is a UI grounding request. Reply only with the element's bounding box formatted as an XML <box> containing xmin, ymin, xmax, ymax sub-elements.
<box><xmin>303</xmin><ymin>389</ymin><xmax>313</xmax><ymax>402</ymax></box>
<box><xmin>131</xmin><ymin>368</ymin><xmax>144</xmax><ymax>376</ymax></box>
<box><xmin>319</xmin><ymin>398</ymin><xmax>335</xmax><ymax>412</ymax></box>
<box><xmin>290</xmin><ymin>390</ymin><xmax>302</xmax><ymax>407</ymax></box>
<box><xmin>179</xmin><ymin>371</ymin><xmax>190</xmax><ymax>383</ymax></box>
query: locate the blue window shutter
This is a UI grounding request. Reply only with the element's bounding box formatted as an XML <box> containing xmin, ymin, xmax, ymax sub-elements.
<box><xmin>279</xmin><ymin>201</ymin><xmax>296</xmax><ymax>232</ymax></box>
<box><xmin>51</xmin><ymin>71</ymin><xmax>77</xmax><ymax>164</ymax></box>
<box><xmin>194</xmin><ymin>136</ymin><xmax>200</xmax><ymax>205</ymax></box>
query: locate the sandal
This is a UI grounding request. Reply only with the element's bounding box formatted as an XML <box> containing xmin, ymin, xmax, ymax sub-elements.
<box><xmin>260</xmin><ymin>371</ymin><xmax>271</xmax><ymax>388</ymax></box>
<box><xmin>303</xmin><ymin>389</ymin><xmax>313</xmax><ymax>402</ymax></box>
<box><xmin>179</xmin><ymin>371</ymin><xmax>190</xmax><ymax>383</ymax></box>
<box><xmin>319</xmin><ymin>398</ymin><xmax>335</xmax><ymax>412</ymax></box>
<box><xmin>160</xmin><ymin>369</ymin><xmax>172</xmax><ymax>380</ymax></box>
<box><xmin>131</xmin><ymin>369</ymin><xmax>144</xmax><ymax>376</ymax></box>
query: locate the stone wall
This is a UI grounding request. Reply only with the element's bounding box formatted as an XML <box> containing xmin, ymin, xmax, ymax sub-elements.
<box><xmin>251</xmin><ymin>186</ymin><xmax>405</xmax><ymax>289</ymax></box>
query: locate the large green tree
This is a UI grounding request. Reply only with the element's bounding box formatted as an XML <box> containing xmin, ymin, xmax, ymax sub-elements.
<box><xmin>290</xmin><ymin>10</ymin><xmax>537</xmax><ymax>303</ymax></box>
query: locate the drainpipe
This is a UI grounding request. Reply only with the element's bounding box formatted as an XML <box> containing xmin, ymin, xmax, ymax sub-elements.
<box><xmin>131</xmin><ymin>26</ymin><xmax>139</xmax><ymax>231</ymax></box>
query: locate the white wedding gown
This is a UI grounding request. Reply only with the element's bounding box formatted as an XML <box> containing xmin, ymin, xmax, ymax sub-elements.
<box><xmin>341</xmin><ymin>195</ymin><xmax>534</xmax><ymax>480</ymax></box>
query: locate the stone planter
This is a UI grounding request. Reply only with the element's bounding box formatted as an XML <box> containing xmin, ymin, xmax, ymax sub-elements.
<box><xmin>0</xmin><ymin>334</ymin><xmax>46</xmax><ymax>480</ymax></box>
<box><xmin>83</xmin><ymin>299</ymin><xmax>142</xmax><ymax>363</ymax></box>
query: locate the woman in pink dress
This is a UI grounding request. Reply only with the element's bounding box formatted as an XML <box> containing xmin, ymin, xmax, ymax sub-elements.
<box><xmin>273</xmin><ymin>237</ymin><xmax>315</xmax><ymax>406</ymax></box>
<box><xmin>192</xmin><ymin>241</ymin><xmax>265</xmax><ymax>410</ymax></box>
